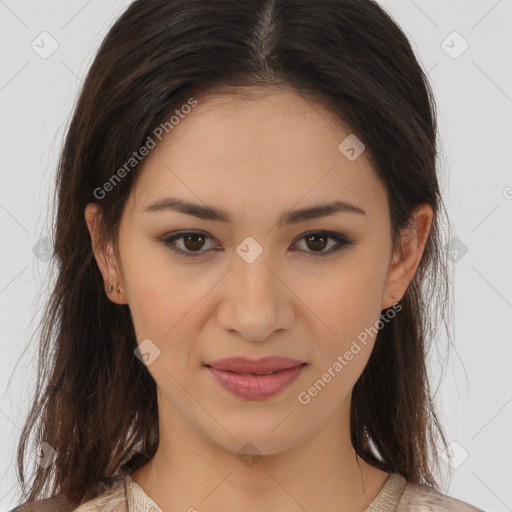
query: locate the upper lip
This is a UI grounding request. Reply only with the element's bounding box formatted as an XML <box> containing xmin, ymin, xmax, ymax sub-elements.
<box><xmin>205</xmin><ymin>356</ymin><xmax>306</xmax><ymax>373</ymax></box>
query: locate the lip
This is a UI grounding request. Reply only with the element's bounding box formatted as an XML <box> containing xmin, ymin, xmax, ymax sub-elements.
<box><xmin>205</xmin><ymin>356</ymin><xmax>305</xmax><ymax>373</ymax></box>
<box><xmin>204</xmin><ymin>357</ymin><xmax>307</xmax><ymax>400</ymax></box>
<box><xmin>206</xmin><ymin>365</ymin><xmax>306</xmax><ymax>400</ymax></box>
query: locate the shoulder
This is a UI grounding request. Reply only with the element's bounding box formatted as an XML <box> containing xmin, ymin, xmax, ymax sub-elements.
<box><xmin>70</xmin><ymin>475</ymin><xmax>127</xmax><ymax>512</ymax></box>
<box><xmin>9</xmin><ymin>475</ymin><xmax>128</xmax><ymax>512</ymax></box>
<box><xmin>8</xmin><ymin>495</ymin><xmax>76</xmax><ymax>512</ymax></box>
<box><xmin>399</xmin><ymin>480</ymin><xmax>485</xmax><ymax>512</ymax></box>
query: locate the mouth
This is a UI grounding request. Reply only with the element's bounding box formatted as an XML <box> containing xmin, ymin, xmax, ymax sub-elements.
<box><xmin>204</xmin><ymin>355</ymin><xmax>306</xmax><ymax>374</ymax></box>
<box><xmin>214</xmin><ymin>368</ymin><xmax>297</xmax><ymax>376</ymax></box>
<box><xmin>204</xmin><ymin>357</ymin><xmax>307</xmax><ymax>400</ymax></box>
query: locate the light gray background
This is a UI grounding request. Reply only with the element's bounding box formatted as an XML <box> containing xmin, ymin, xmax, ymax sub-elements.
<box><xmin>1</xmin><ymin>1</ymin><xmax>511</xmax><ymax>510</ymax></box>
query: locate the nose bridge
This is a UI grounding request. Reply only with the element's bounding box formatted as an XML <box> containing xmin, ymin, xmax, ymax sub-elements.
<box><xmin>236</xmin><ymin>247</ymin><xmax>276</xmax><ymax>302</ymax></box>
<box><xmin>216</xmin><ymin>237</ymin><xmax>293</xmax><ymax>341</ymax></box>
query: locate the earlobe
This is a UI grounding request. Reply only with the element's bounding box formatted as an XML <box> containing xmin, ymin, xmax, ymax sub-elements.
<box><xmin>381</xmin><ymin>204</ymin><xmax>433</xmax><ymax>310</ymax></box>
<box><xmin>84</xmin><ymin>203</ymin><xmax>129</xmax><ymax>305</ymax></box>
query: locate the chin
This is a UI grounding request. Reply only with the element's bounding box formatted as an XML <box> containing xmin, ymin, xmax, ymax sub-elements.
<box><xmin>205</xmin><ymin>424</ymin><xmax>307</xmax><ymax>460</ymax></box>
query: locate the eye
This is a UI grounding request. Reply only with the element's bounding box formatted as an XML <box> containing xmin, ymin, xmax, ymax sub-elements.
<box><xmin>157</xmin><ymin>231</ymin><xmax>220</xmax><ymax>258</ymax></box>
<box><xmin>157</xmin><ymin>230</ymin><xmax>354</xmax><ymax>258</ymax></box>
<box><xmin>291</xmin><ymin>231</ymin><xmax>354</xmax><ymax>258</ymax></box>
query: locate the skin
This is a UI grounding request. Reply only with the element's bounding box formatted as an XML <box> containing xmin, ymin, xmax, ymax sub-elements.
<box><xmin>85</xmin><ymin>87</ymin><xmax>432</xmax><ymax>512</ymax></box>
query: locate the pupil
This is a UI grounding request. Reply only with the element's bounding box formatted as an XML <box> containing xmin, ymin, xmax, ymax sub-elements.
<box><xmin>184</xmin><ymin>234</ymin><xmax>204</xmax><ymax>251</ymax></box>
<box><xmin>182</xmin><ymin>234</ymin><xmax>328</xmax><ymax>253</ymax></box>
<box><xmin>307</xmin><ymin>234</ymin><xmax>327</xmax><ymax>251</ymax></box>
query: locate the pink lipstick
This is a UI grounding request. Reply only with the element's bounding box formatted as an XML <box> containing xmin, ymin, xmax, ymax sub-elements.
<box><xmin>205</xmin><ymin>356</ymin><xmax>306</xmax><ymax>400</ymax></box>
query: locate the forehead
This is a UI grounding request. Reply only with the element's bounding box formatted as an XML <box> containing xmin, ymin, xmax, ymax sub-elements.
<box><xmin>127</xmin><ymin>87</ymin><xmax>387</xmax><ymax>220</ymax></box>
<box><xmin>152</xmin><ymin>87</ymin><xmax>357</xmax><ymax>156</ymax></box>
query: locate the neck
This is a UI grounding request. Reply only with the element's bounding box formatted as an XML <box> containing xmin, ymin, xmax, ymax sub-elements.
<box><xmin>130</xmin><ymin>395</ymin><xmax>388</xmax><ymax>512</ymax></box>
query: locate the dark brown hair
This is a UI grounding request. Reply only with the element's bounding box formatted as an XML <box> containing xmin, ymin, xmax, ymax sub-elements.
<box><xmin>12</xmin><ymin>0</ymin><xmax>454</xmax><ymax>507</ymax></box>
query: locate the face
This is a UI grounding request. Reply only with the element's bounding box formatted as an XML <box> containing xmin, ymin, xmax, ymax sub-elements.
<box><xmin>86</xmin><ymin>87</ymin><xmax>430</xmax><ymax>457</ymax></box>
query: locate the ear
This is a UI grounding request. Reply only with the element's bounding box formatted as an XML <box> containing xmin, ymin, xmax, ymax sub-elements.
<box><xmin>381</xmin><ymin>203</ymin><xmax>433</xmax><ymax>310</ymax></box>
<box><xmin>84</xmin><ymin>203</ymin><xmax>129</xmax><ymax>305</ymax></box>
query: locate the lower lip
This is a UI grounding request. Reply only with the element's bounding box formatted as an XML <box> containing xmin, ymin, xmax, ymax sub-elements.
<box><xmin>206</xmin><ymin>364</ymin><xmax>306</xmax><ymax>400</ymax></box>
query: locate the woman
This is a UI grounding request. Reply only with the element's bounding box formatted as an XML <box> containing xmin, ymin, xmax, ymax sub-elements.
<box><xmin>11</xmin><ymin>0</ymin><xmax>484</xmax><ymax>510</ymax></box>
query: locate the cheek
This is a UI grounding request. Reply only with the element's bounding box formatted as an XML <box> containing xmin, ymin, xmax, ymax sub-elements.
<box><xmin>121</xmin><ymin>246</ymin><xmax>218</xmax><ymax>354</ymax></box>
<box><xmin>297</xmin><ymin>251</ymin><xmax>390</xmax><ymax>398</ymax></box>
<box><xmin>127</xmin><ymin>274</ymin><xmax>203</xmax><ymax>342</ymax></box>
<box><xmin>306</xmin><ymin>258</ymin><xmax>387</xmax><ymax>341</ymax></box>
<box><xmin>295</xmin><ymin>271</ymin><xmax>385</xmax><ymax>411</ymax></box>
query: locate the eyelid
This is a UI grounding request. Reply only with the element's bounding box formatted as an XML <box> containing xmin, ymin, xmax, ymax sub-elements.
<box><xmin>292</xmin><ymin>231</ymin><xmax>353</xmax><ymax>258</ymax></box>
<box><xmin>157</xmin><ymin>230</ymin><xmax>220</xmax><ymax>258</ymax></box>
<box><xmin>156</xmin><ymin>230</ymin><xmax>354</xmax><ymax>258</ymax></box>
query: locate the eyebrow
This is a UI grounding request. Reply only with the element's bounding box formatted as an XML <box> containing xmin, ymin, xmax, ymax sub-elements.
<box><xmin>144</xmin><ymin>197</ymin><xmax>366</xmax><ymax>225</ymax></box>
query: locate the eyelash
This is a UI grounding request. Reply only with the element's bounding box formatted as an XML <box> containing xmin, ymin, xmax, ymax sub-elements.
<box><xmin>157</xmin><ymin>230</ymin><xmax>354</xmax><ymax>259</ymax></box>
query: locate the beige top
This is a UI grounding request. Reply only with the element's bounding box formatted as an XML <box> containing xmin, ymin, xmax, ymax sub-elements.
<box><xmin>67</xmin><ymin>471</ymin><xmax>484</xmax><ymax>512</ymax></box>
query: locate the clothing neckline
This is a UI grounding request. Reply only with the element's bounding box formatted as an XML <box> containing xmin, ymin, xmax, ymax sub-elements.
<box><xmin>124</xmin><ymin>471</ymin><xmax>408</xmax><ymax>512</ymax></box>
<box><xmin>362</xmin><ymin>473</ymin><xmax>407</xmax><ymax>511</ymax></box>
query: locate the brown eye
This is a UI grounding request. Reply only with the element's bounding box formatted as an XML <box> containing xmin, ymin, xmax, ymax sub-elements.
<box><xmin>293</xmin><ymin>231</ymin><xmax>353</xmax><ymax>258</ymax></box>
<box><xmin>182</xmin><ymin>233</ymin><xmax>207</xmax><ymax>251</ymax></box>
<box><xmin>304</xmin><ymin>233</ymin><xmax>329</xmax><ymax>252</ymax></box>
<box><xmin>159</xmin><ymin>231</ymin><xmax>219</xmax><ymax>258</ymax></box>
<box><xmin>158</xmin><ymin>230</ymin><xmax>353</xmax><ymax>259</ymax></box>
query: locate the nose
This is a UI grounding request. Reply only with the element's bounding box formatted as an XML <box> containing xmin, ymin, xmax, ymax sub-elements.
<box><xmin>215</xmin><ymin>248</ymin><xmax>295</xmax><ymax>342</ymax></box>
